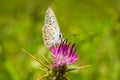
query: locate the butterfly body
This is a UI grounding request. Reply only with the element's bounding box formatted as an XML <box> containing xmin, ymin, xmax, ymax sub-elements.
<box><xmin>42</xmin><ymin>7</ymin><xmax>63</xmax><ymax>47</ymax></box>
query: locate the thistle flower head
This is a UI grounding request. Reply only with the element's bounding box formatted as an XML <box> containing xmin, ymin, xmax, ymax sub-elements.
<box><xmin>50</xmin><ymin>40</ymin><xmax>78</xmax><ymax>68</ymax></box>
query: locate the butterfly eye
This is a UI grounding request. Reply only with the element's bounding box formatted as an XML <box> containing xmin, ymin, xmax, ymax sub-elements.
<box><xmin>59</xmin><ymin>33</ymin><xmax>63</xmax><ymax>38</ymax></box>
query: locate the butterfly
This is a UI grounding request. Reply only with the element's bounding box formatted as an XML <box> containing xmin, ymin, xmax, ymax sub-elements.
<box><xmin>42</xmin><ymin>7</ymin><xmax>63</xmax><ymax>47</ymax></box>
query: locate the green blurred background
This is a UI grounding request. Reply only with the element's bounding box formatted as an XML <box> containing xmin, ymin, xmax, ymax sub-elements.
<box><xmin>0</xmin><ymin>0</ymin><xmax>120</xmax><ymax>80</ymax></box>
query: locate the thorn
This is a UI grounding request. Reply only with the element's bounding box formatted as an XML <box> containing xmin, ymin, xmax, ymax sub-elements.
<box><xmin>21</xmin><ymin>48</ymin><xmax>50</xmax><ymax>69</ymax></box>
<box><xmin>66</xmin><ymin>65</ymin><xmax>91</xmax><ymax>72</ymax></box>
<box><xmin>36</xmin><ymin>74</ymin><xmax>48</xmax><ymax>80</ymax></box>
<box><xmin>38</xmin><ymin>67</ymin><xmax>47</xmax><ymax>72</ymax></box>
<box><xmin>42</xmin><ymin>55</ymin><xmax>52</xmax><ymax>67</ymax></box>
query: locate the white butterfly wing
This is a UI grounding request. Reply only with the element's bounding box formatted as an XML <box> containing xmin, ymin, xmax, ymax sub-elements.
<box><xmin>42</xmin><ymin>7</ymin><xmax>62</xmax><ymax>47</ymax></box>
<box><xmin>45</xmin><ymin>7</ymin><xmax>60</xmax><ymax>32</ymax></box>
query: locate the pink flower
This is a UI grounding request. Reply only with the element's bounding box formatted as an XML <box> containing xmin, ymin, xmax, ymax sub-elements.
<box><xmin>50</xmin><ymin>40</ymin><xmax>78</xmax><ymax>68</ymax></box>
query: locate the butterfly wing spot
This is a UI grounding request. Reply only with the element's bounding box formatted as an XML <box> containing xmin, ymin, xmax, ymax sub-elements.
<box><xmin>45</xmin><ymin>8</ymin><xmax>60</xmax><ymax>30</ymax></box>
<box><xmin>42</xmin><ymin>25</ymin><xmax>60</xmax><ymax>47</ymax></box>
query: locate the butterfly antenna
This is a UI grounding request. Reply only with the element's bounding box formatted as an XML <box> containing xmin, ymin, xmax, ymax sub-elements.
<box><xmin>66</xmin><ymin>65</ymin><xmax>91</xmax><ymax>72</ymax></box>
<box><xmin>36</xmin><ymin>74</ymin><xmax>48</xmax><ymax>80</ymax></box>
<box><xmin>21</xmin><ymin>48</ymin><xmax>50</xmax><ymax>69</ymax></box>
